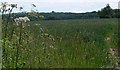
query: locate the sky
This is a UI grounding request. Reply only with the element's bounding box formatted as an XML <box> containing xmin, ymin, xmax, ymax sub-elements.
<box><xmin>0</xmin><ymin>0</ymin><xmax>120</xmax><ymax>13</ymax></box>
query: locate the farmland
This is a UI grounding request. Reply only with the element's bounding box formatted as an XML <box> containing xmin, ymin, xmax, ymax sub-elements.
<box><xmin>2</xmin><ymin>18</ymin><xmax>118</xmax><ymax>68</ymax></box>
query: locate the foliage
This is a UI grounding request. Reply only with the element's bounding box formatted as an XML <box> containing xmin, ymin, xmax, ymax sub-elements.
<box><xmin>0</xmin><ymin>2</ymin><xmax>118</xmax><ymax>68</ymax></box>
<box><xmin>14</xmin><ymin>18</ymin><xmax>118</xmax><ymax>68</ymax></box>
<box><xmin>13</xmin><ymin>12</ymin><xmax>99</xmax><ymax>21</ymax></box>
<box><xmin>98</xmin><ymin>4</ymin><xmax>113</xmax><ymax>18</ymax></box>
<box><xmin>98</xmin><ymin>4</ymin><xmax>120</xmax><ymax>18</ymax></box>
<box><xmin>0</xmin><ymin>2</ymin><xmax>55</xmax><ymax>68</ymax></box>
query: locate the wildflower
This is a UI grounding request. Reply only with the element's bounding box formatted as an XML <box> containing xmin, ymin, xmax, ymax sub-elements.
<box><xmin>105</xmin><ymin>37</ymin><xmax>111</xmax><ymax>41</ymax></box>
<box><xmin>14</xmin><ymin>16</ymin><xmax>30</xmax><ymax>25</ymax></box>
<box><xmin>39</xmin><ymin>15</ymin><xmax>44</xmax><ymax>19</ymax></box>
<box><xmin>23</xmin><ymin>17</ymin><xmax>30</xmax><ymax>22</ymax></box>
<box><xmin>10</xmin><ymin>4</ymin><xmax>17</xmax><ymax>8</ymax></box>
<box><xmin>0</xmin><ymin>2</ymin><xmax>9</xmax><ymax>12</ymax></box>
<box><xmin>0</xmin><ymin>2</ymin><xmax>9</xmax><ymax>7</ymax></box>
<box><xmin>109</xmin><ymin>48</ymin><xmax>117</xmax><ymax>56</ymax></box>
<box><xmin>49</xmin><ymin>45</ymin><xmax>54</xmax><ymax>48</ymax></box>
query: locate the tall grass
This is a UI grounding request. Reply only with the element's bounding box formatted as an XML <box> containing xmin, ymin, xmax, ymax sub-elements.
<box><xmin>3</xmin><ymin>14</ymin><xmax>118</xmax><ymax>68</ymax></box>
<box><xmin>0</xmin><ymin>15</ymin><xmax>2</xmax><ymax>69</ymax></box>
<box><xmin>39</xmin><ymin>19</ymin><xmax>118</xmax><ymax>68</ymax></box>
<box><xmin>0</xmin><ymin>2</ymin><xmax>118</xmax><ymax>68</ymax></box>
<box><xmin>2</xmin><ymin>18</ymin><xmax>118</xmax><ymax>68</ymax></box>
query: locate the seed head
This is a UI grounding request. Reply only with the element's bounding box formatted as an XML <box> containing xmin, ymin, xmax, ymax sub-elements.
<box><xmin>10</xmin><ymin>4</ymin><xmax>17</xmax><ymax>8</ymax></box>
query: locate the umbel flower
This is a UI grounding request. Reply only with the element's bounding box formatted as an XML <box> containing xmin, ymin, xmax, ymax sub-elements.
<box><xmin>0</xmin><ymin>2</ymin><xmax>17</xmax><ymax>13</ymax></box>
<box><xmin>10</xmin><ymin>4</ymin><xmax>17</xmax><ymax>8</ymax></box>
<box><xmin>0</xmin><ymin>2</ymin><xmax>9</xmax><ymax>12</ymax></box>
<box><xmin>14</xmin><ymin>16</ymin><xmax>30</xmax><ymax>25</ymax></box>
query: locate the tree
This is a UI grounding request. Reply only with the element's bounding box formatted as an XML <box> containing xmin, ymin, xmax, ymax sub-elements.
<box><xmin>98</xmin><ymin>4</ymin><xmax>113</xmax><ymax>18</ymax></box>
<box><xmin>112</xmin><ymin>9</ymin><xmax>120</xmax><ymax>18</ymax></box>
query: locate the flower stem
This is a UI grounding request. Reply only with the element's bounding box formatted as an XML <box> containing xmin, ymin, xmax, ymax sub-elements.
<box><xmin>15</xmin><ymin>22</ymin><xmax>22</xmax><ymax>68</ymax></box>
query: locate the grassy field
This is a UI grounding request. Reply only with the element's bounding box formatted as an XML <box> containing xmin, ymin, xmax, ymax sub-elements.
<box><xmin>2</xmin><ymin>18</ymin><xmax>118</xmax><ymax>68</ymax></box>
<box><xmin>0</xmin><ymin>16</ymin><xmax>2</xmax><ymax>69</ymax></box>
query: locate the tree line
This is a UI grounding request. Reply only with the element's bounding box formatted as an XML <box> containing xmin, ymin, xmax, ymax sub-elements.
<box><xmin>6</xmin><ymin>4</ymin><xmax>120</xmax><ymax>21</ymax></box>
<box><xmin>98</xmin><ymin>4</ymin><xmax>120</xmax><ymax>18</ymax></box>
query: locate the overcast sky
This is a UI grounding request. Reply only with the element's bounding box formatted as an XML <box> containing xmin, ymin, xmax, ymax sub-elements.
<box><xmin>0</xmin><ymin>0</ymin><xmax>120</xmax><ymax>13</ymax></box>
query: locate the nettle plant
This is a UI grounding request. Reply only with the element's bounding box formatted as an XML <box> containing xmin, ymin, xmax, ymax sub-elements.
<box><xmin>0</xmin><ymin>2</ymin><xmax>55</xmax><ymax>68</ymax></box>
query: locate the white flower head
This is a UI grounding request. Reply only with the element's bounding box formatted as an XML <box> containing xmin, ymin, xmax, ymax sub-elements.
<box><xmin>0</xmin><ymin>2</ymin><xmax>17</xmax><ymax>13</ymax></box>
<box><xmin>39</xmin><ymin>15</ymin><xmax>44</xmax><ymax>19</ymax></box>
<box><xmin>14</xmin><ymin>16</ymin><xmax>30</xmax><ymax>25</ymax></box>
<box><xmin>0</xmin><ymin>2</ymin><xmax>9</xmax><ymax>12</ymax></box>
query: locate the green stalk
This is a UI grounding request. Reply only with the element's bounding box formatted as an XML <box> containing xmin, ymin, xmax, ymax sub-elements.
<box><xmin>2</xmin><ymin>8</ymin><xmax>13</xmax><ymax>67</ymax></box>
<box><xmin>15</xmin><ymin>22</ymin><xmax>22</xmax><ymax>68</ymax></box>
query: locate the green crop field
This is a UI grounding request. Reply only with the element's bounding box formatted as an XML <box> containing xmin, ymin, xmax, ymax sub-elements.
<box><xmin>2</xmin><ymin>18</ymin><xmax>118</xmax><ymax>68</ymax></box>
